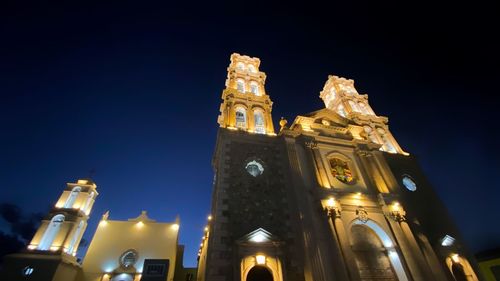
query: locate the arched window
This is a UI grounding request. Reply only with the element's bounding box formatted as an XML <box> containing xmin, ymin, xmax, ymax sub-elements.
<box><xmin>237</xmin><ymin>62</ymin><xmax>245</xmax><ymax>70</ymax></box>
<box><xmin>250</xmin><ymin>82</ymin><xmax>259</xmax><ymax>95</ymax></box>
<box><xmin>248</xmin><ymin>65</ymin><xmax>256</xmax><ymax>73</ymax></box>
<box><xmin>237</xmin><ymin>79</ymin><xmax>246</xmax><ymax>93</ymax></box>
<box><xmin>254</xmin><ymin>110</ymin><xmax>265</xmax><ymax>134</ymax></box>
<box><xmin>81</xmin><ymin>192</ymin><xmax>95</xmax><ymax>214</ymax></box>
<box><xmin>328</xmin><ymin>158</ymin><xmax>354</xmax><ymax>184</ymax></box>
<box><xmin>64</xmin><ymin>186</ymin><xmax>81</xmax><ymax>208</ymax></box>
<box><xmin>349</xmin><ymin>100</ymin><xmax>360</xmax><ymax>112</ymax></box>
<box><xmin>38</xmin><ymin>214</ymin><xmax>65</xmax><ymax>250</ymax></box>
<box><xmin>67</xmin><ymin>220</ymin><xmax>84</xmax><ymax>254</ymax></box>
<box><xmin>337</xmin><ymin>104</ymin><xmax>347</xmax><ymax>117</ymax></box>
<box><xmin>358</xmin><ymin>103</ymin><xmax>372</xmax><ymax>115</ymax></box>
<box><xmin>235</xmin><ymin>107</ymin><xmax>247</xmax><ymax>129</ymax></box>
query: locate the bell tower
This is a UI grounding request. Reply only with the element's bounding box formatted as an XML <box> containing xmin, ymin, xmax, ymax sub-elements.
<box><xmin>217</xmin><ymin>53</ymin><xmax>276</xmax><ymax>135</ymax></box>
<box><xmin>27</xmin><ymin>178</ymin><xmax>98</xmax><ymax>255</ymax></box>
<box><xmin>320</xmin><ymin>75</ymin><xmax>407</xmax><ymax>155</ymax></box>
<box><xmin>1</xmin><ymin>178</ymin><xmax>98</xmax><ymax>281</ymax></box>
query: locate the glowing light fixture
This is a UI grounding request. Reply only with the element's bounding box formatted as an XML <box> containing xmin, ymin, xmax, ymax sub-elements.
<box><xmin>171</xmin><ymin>223</ymin><xmax>179</xmax><ymax>230</ymax></box>
<box><xmin>326</xmin><ymin>197</ymin><xmax>335</xmax><ymax>207</ymax></box>
<box><xmin>451</xmin><ymin>253</ymin><xmax>460</xmax><ymax>263</ymax></box>
<box><xmin>441</xmin><ymin>235</ymin><xmax>455</xmax><ymax>247</ymax></box>
<box><xmin>251</xmin><ymin>233</ymin><xmax>266</xmax><ymax>243</ymax></box>
<box><xmin>204</xmin><ymin>226</ymin><xmax>209</xmax><ymax>232</ymax></box>
<box><xmin>207</xmin><ymin>215</ymin><xmax>212</xmax><ymax>221</ymax></box>
<box><xmin>27</xmin><ymin>245</ymin><xmax>36</xmax><ymax>250</ymax></box>
<box><xmin>256</xmin><ymin>255</ymin><xmax>266</xmax><ymax>265</ymax></box>
<box><xmin>136</xmin><ymin>221</ymin><xmax>144</xmax><ymax>228</ymax></box>
<box><xmin>99</xmin><ymin>220</ymin><xmax>108</xmax><ymax>227</ymax></box>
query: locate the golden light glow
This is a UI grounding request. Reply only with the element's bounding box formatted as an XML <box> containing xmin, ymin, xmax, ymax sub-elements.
<box><xmin>204</xmin><ymin>226</ymin><xmax>209</xmax><ymax>232</ymax></box>
<box><xmin>207</xmin><ymin>215</ymin><xmax>212</xmax><ymax>221</ymax></box>
<box><xmin>200</xmin><ymin>243</ymin><xmax>203</xmax><ymax>247</ymax></box>
<box><xmin>451</xmin><ymin>254</ymin><xmax>460</xmax><ymax>263</ymax></box>
<box><xmin>27</xmin><ymin>245</ymin><xmax>36</xmax><ymax>250</ymax></box>
<box><xmin>171</xmin><ymin>223</ymin><xmax>179</xmax><ymax>230</ymax></box>
<box><xmin>227</xmin><ymin>126</ymin><xmax>238</xmax><ymax>130</ymax></box>
<box><xmin>50</xmin><ymin>246</ymin><xmax>59</xmax><ymax>251</ymax></box>
<box><xmin>326</xmin><ymin>197</ymin><xmax>335</xmax><ymax>207</ymax></box>
<box><xmin>136</xmin><ymin>221</ymin><xmax>144</xmax><ymax>228</ymax></box>
<box><xmin>99</xmin><ymin>220</ymin><xmax>108</xmax><ymax>227</ymax></box>
<box><xmin>256</xmin><ymin>255</ymin><xmax>266</xmax><ymax>265</ymax></box>
<box><xmin>392</xmin><ymin>202</ymin><xmax>400</xmax><ymax>211</ymax></box>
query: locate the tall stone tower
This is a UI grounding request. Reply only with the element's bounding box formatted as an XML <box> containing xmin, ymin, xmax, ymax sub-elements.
<box><xmin>1</xmin><ymin>179</ymin><xmax>98</xmax><ymax>281</ymax></box>
<box><xmin>198</xmin><ymin>54</ymin><xmax>482</xmax><ymax>281</ymax></box>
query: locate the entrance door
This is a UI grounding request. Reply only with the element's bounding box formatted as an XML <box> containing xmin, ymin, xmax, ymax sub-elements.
<box><xmin>247</xmin><ymin>266</ymin><xmax>273</xmax><ymax>281</ymax></box>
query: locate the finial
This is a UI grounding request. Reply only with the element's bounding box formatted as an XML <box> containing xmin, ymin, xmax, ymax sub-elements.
<box><xmin>279</xmin><ymin>117</ymin><xmax>288</xmax><ymax>131</ymax></box>
<box><xmin>102</xmin><ymin>211</ymin><xmax>109</xmax><ymax>221</ymax></box>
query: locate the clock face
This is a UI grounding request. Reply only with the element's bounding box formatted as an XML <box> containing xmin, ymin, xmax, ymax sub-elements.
<box><xmin>402</xmin><ymin>176</ymin><xmax>417</xmax><ymax>191</ymax></box>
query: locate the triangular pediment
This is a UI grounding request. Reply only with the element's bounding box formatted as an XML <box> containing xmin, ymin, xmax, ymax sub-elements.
<box><xmin>304</xmin><ymin>108</ymin><xmax>348</xmax><ymax>127</ymax></box>
<box><xmin>238</xmin><ymin>228</ymin><xmax>274</xmax><ymax>243</ymax></box>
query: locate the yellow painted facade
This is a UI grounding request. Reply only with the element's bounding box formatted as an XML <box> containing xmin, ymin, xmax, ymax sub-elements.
<box><xmin>478</xmin><ymin>257</ymin><xmax>500</xmax><ymax>281</ymax></box>
<box><xmin>81</xmin><ymin>211</ymin><xmax>179</xmax><ymax>281</ymax></box>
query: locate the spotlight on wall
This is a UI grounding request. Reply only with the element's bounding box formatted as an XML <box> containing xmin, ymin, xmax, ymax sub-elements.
<box><xmin>256</xmin><ymin>255</ymin><xmax>266</xmax><ymax>265</ymax></box>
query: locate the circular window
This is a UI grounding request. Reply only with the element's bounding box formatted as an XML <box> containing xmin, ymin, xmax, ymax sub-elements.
<box><xmin>402</xmin><ymin>176</ymin><xmax>417</xmax><ymax>191</ymax></box>
<box><xmin>245</xmin><ymin>160</ymin><xmax>264</xmax><ymax>177</ymax></box>
<box><xmin>119</xmin><ymin>249</ymin><xmax>138</xmax><ymax>268</ymax></box>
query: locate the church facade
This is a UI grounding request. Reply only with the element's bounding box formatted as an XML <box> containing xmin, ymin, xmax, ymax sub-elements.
<box><xmin>1</xmin><ymin>53</ymin><xmax>482</xmax><ymax>281</ymax></box>
<box><xmin>196</xmin><ymin>53</ymin><xmax>481</xmax><ymax>281</ymax></box>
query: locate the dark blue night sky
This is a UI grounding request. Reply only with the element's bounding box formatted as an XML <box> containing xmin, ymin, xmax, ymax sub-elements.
<box><xmin>1</xmin><ymin>2</ymin><xmax>499</xmax><ymax>267</ymax></box>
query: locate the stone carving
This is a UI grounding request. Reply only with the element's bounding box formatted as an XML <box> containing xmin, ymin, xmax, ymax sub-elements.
<box><xmin>305</xmin><ymin>140</ymin><xmax>317</xmax><ymax>149</ymax></box>
<box><xmin>356</xmin><ymin>206</ymin><xmax>369</xmax><ymax>223</ymax></box>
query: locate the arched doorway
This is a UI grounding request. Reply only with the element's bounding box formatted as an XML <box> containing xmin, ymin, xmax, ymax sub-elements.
<box><xmin>351</xmin><ymin>224</ymin><xmax>398</xmax><ymax>281</ymax></box>
<box><xmin>247</xmin><ymin>266</ymin><xmax>273</xmax><ymax>281</ymax></box>
<box><xmin>451</xmin><ymin>263</ymin><xmax>468</xmax><ymax>281</ymax></box>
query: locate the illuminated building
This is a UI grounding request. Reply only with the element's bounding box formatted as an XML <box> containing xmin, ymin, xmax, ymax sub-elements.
<box><xmin>197</xmin><ymin>53</ymin><xmax>482</xmax><ymax>281</ymax></box>
<box><xmin>81</xmin><ymin>211</ymin><xmax>192</xmax><ymax>281</ymax></box>
<box><xmin>1</xmin><ymin>179</ymin><xmax>98</xmax><ymax>281</ymax></box>
<box><xmin>0</xmin><ymin>53</ymin><xmax>484</xmax><ymax>281</ymax></box>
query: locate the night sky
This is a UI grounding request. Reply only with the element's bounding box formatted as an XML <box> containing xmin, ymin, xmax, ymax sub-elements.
<box><xmin>1</xmin><ymin>2</ymin><xmax>499</xmax><ymax>267</ymax></box>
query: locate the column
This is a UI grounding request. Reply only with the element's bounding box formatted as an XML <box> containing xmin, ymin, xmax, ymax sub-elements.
<box><xmin>325</xmin><ymin>207</ymin><xmax>361</xmax><ymax>281</ymax></box>
<box><xmin>385</xmin><ymin>213</ymin><xmax>427</xmax><ymax>280</ymax></box>
<box><xmin>305</xmin><ymin>140</ymin><xmax>331</xmax><ymax>188</ymax></box>
<box><xmin>325</xmin><ymin>207</ymin><xmax>351</xmax><ymax>281</ymax></box>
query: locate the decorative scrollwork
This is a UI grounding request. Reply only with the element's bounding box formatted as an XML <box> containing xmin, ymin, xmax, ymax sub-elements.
<box><xmin>305</xmin><ymin>140</ymin><xmax>317</xmax><ymax>149</ymax></box>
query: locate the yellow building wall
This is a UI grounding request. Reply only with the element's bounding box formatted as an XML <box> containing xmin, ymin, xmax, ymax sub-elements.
<box><xmin>479</xmin><ymin>258</ymin><xmax>500</xmax><ymax>281</ymax></box>
<box><xmin>82</xmin><ymin>219</ymin><xmax>179</xmax><ymax>281</ymax></box>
